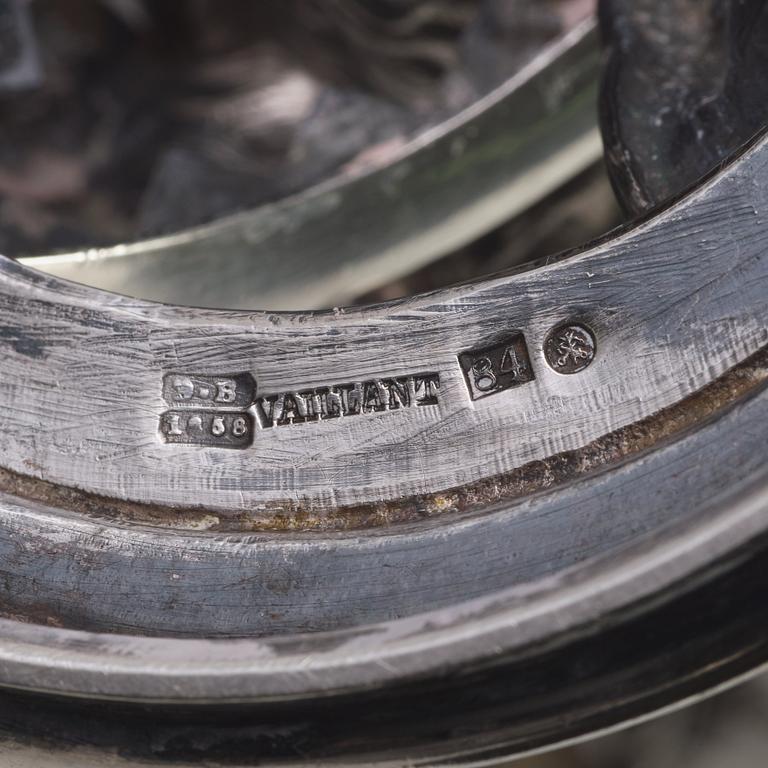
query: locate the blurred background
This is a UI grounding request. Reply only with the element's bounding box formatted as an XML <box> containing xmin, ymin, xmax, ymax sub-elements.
<box><xmin>0</xmin><ymin>0</ymin><xmax>595</xmax><ymax>256</ymax></box>
<box><xmin>513</xmin><ymin>674</ymin><xmax>768</xmax><ymax>768</ymax></box>
<box><xmin>0</xmin><ymin>0</ymin><xmax>610</xmax><ymax>309</ymax></box>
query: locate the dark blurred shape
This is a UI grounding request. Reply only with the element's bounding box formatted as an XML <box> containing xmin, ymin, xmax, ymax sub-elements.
<box><xmin>0</xmin><ymin>0</ymin><xmax>41</xmax><ymax>90</ymax></box>
<box><xmin>0</xmin><ymin>0</ymin><xmax>593</xmax><ymax>256</ymax></box>
<box><xmin>600</xmin><ymin>0</ymin><xmax>768</xmax><ymax>216</ymax></box>
<box><xmin>510</xmin><ymin>672</ymin><xmax>768</xmax><ymax>767</ymax></box>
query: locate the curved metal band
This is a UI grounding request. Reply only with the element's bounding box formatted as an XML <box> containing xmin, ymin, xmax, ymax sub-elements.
<box><xmin>0</xmin><ymin>130</ymin><xmax>766</xmax><ymax>518</ymax></box>
<box><xmin>0</xmin><ymin>68</ymin><xmax>766</xmax><ymax>767</ymax></box>
<box><xmin>19</xmin><ymin>21</ymin><xmax>601</xmax><ymax>310</ymax></box>
<box><xmin>0</xmin><ymin>112</ymin><xmax>765</xmax><ymax>645</ymax></box>
<box><xmin>0</xmin><ymin>394</ymin><xmax>766</xmax><ymax>764</ymax></box>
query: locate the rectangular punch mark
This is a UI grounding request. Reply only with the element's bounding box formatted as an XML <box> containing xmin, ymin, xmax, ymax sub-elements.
<box><xmin>459</xmin><ymin>332</ymin><xmax>534</xmax><ymax>401</ymax></box>
<box><xmin>162</xmin><ymin>373</ymin><xmax>256</xmax><ymax>409</ymax></box>
<box><xmin>160</xmin><ymin>410</ymin><xmax>254</xmax><ymax>448</ymax></box>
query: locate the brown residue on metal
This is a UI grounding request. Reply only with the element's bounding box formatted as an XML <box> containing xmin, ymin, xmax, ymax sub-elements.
<box><xmin>1</xmin><ymin>347</ymin><xmax>767</xmax><ymax>534</ymax></box>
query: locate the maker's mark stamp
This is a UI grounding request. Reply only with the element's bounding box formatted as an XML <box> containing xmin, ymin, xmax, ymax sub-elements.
<box><xmin>255</xmin><ymin>374</ymin><xmax>441</xmax><ymax>429</ymax></box>
<box><xmin>162</xmin><ymin>373</ymin><xmax>256</xmax><ymax>409</ymax></box>
<box><xmin>159</xmin><ymin>370</ymin><xmax>441</xmax><ymax>447</ymax></box>
<box><xmin>459</xmin><ymin>332</ymin><xmax>534</xmax><ymax>401</ymax></box>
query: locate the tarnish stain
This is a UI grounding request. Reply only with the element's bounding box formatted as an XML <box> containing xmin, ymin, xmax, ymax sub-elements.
<box><xmin>0</xmin><ymin>325</ymin><xmax>47</xmax><ymax>359</ymax></box>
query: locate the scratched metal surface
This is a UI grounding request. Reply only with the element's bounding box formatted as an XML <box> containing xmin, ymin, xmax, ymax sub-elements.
<box><xmin>0</xmin><ymin>424</ymin><xmax>764</xmax><ymax>762</ymax></box>
<box><xmin>0</xmin><ymin>132</ymin><xmax>766</xmax><ymax>520</ymax></box>
<box><xmin>0</xmin><ymin>89</ymin><xmax>764</xmax><ymax>768</ymax></box>
<box><xmin>0</xmin><ymin>356</ymin><xmax>764</xmax><ymax>639</ymax></box>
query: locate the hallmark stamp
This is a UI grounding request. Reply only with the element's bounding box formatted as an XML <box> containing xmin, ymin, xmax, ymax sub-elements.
<box><xmin>160</xmin><ymin>410</ymin><xmax>254</xmax><ymax>448</ymax></box>
<box><xmin>158</xmin><ymin>370</ymin><xmax>440</xmax><ymax>446</ymax></box>
<box><xmin>162</xmin><ymin>373</ymin><xmax>256</xmax><ymax>409</ymax></box>
<box><xmin>543</xmin><ymin>323</ymin><xmax>596</xmax><ymax>374</ymax></box>
<box><xmin>255</xmin><ymin>374</ymin><xmax>441</xmax><ymax>429</ymax></box>
<box><xmin>459</xmin><ymin>332</ymin><xmax>534</xmax><ymax>401</ymax></box>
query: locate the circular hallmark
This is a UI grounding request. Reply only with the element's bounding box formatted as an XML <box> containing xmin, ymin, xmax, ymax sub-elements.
<box><xmin>544</xmin><ymin>323</ymin><xmax>596</xmax><ymax>374</ymax></box>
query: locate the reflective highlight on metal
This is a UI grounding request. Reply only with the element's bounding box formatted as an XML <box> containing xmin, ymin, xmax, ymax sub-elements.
<box><xmin>18</xmin><ymin>20</ymin><xmax>601</xmax><ymax>311</ymax></box>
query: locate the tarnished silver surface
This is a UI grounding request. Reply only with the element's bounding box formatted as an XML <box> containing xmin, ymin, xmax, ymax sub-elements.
<box><xmin>0</xmin><ymin>367</ymin><xmax>766</xmax><ymax>764</ymax></box>
<box><xmin>0</xmin><ymin>85</ymin><xmax>765</xmax><ymax>671</ymax></box>
<box><xmin>0</xmin><ymin>21</ymin><xmax>767</xmax><ymax>764</ymax></box>
<box><xmin>0</xmin><ymin>134</ymin><xmax>763</xmax><ymax>767</ymax></box>
<box><xmin>19</xmin><ymin>20</ymin><xmax>601</xmax><ymax>310</ymax></box>
<box><xmin>1</xmin><ymin>129</ymin><xmax>766</xmax><ymax>520</ymax></box>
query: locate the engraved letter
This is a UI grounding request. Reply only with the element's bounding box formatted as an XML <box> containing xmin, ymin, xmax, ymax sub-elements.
<box><xmin>414</xmin><ymin>374</ymin><xmax>441</xmax><ymax>406</ymax></box>
<box><xmin>171</xmin><ymin>376</ymin><xmax>194</xmax><ymax>401</ymax></box>
<box><xmin>296</xmin><ymin>390</ymin><xmax>320</xmax><ymax>423</ymax></box>
<box><xmin>255</xmin><ymin>395</ymin><xmax>280</xmax><ymax>429</ymax></box>
<box><xmin>381</xmin><ymin>378</ymin><xmax>411</xmax><ymax>410</ymax></box>
<box><xmin>363</xmin><ymin>380</ymin><xmax>385</xmax><ymax>413</ymax></box>
<box><xmin>278</xmin><ymin>393</ymin><xmax>304</xmax><ymax>426</ymax></box>
<box><xmin>317</xmin><ymin>387</ymin><xmax>341</xmax><ymax>420</ymax></box>
<box><xmin>335</xmin><ymin>383</ymin><xmax>361</xmax><ymax>416</ymax></box>
<box><xmin>215</xmin><ymin>379</ymin><xmax>238</xmax><ymax>403</ymax></box>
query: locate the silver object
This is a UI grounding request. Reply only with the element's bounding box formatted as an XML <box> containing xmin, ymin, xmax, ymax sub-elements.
<box><xmin>0</xmin><ymin>116</ymin><xmax>765</xmax><ymax>764</ymax></box>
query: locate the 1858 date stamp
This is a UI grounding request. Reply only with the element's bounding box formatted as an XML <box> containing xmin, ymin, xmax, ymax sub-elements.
<box><xmin>160</xmin><ymin>410</ymin><xmax>254</xmax><ymax>448</ymax></box>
